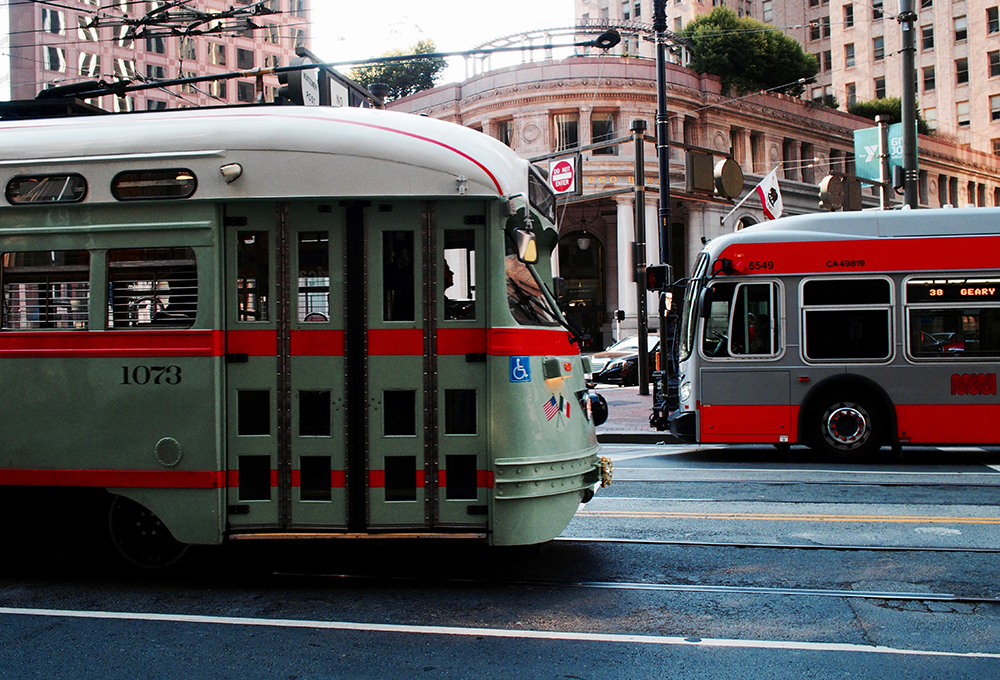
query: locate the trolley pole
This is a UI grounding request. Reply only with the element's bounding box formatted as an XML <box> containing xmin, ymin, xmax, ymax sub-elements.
<box><xmin>632</xmin><ymin>119</ymin><xmax>650</xmax><ymax>395</ymax></box>
<box><xmin>898</xmin><ymin>0</ymin><xmax>919</xmax><ymax>208</ymax></box>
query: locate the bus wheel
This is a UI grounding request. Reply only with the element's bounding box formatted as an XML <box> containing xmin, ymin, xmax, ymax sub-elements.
<box><xmin>108</xmin><ymin>496</ymin><xmax>188</xmax><ymax>569</ymax></box>
<box><xmin>812</xmin><ymin>395</ymin><xmax>882</xmax><ymax>458</ymax></box>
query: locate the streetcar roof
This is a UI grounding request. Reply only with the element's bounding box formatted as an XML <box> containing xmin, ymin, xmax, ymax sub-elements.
<box><xmin>0</xmin><ymin>105</ymin><xmax>529</xmax><ymax>203</ymax></box>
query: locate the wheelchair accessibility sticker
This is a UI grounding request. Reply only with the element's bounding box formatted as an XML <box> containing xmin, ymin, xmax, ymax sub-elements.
<box><xmin>509</xmin><ymin>356</ymin><xmax>531</xmax><ymax>383</ymax></box>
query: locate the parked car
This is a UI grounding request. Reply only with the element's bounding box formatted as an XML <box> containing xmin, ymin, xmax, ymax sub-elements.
<box><xmin>587</xmin><ymin>335</ymin><xmax>659</xmax><ymax>379</ymax></box>
<box><xmin>592</xmin><ymin>339</ymin><xmax>660</xmax><ymax>386</ymax></box>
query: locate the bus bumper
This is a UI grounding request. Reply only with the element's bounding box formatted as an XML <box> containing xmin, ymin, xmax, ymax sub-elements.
<box><xmin>668</xmin><ymin>409</ymin><xmax>696</xmax><ymax>441</ymax></box>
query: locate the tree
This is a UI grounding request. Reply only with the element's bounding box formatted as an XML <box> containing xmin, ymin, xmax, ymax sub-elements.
<box><xmin>679</xmin><ymin>8</ymin><xmax>818</xmax><ymax>96</ymax></box>
<box><xmin>848</xmin><ymin>97</ymin><xmax>930</xmax><ymax>134</ymax></box>
<box><xmin>349</xmin><ymin>40</ymin><xmax>447</xmax><ymax>102</ymax></box>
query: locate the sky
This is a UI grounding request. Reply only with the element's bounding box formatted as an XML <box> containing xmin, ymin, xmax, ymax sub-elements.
<box><xmin>311</xmin><ymin>0</ymin><xmax>574</xmax><ymax>84</ymax></box>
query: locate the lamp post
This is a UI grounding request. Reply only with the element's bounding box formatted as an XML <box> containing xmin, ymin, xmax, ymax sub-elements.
<box><xmin>898</xmin><ymin>0</ymin><xmax>919</xmax><ymax>208</ymax></box>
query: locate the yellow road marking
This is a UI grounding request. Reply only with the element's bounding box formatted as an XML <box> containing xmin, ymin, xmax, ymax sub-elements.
<box><xmin>576</xmin><ymin>510</ymin><xmax>1000</xmax><ymax>524</ymax></box>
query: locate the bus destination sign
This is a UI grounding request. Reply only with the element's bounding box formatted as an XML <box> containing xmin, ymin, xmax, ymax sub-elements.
<box><xmin>907</xmin><ymin>280</ymin><xmax>1000</xmax><ymax>303</ymax></box>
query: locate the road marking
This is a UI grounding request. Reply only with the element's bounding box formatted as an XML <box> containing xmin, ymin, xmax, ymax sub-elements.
<box><xmin>989</xmin><ymin>465</ymin><xmax>1000</xmax><ymax>473</ymax></box>
<box><xmin>1</xmin><ymin>606</ymin><xmax>997</xmax><ymax>660</ymax></box>
<box><xmin>609</xmin><ymin>467</ymin><xmax>999</xmax><ymax>477</ymax></box>
<box><xmin>576</xmin><ymin>510</ymin><xmax>1000</xmax><ymax>524</ymax></box>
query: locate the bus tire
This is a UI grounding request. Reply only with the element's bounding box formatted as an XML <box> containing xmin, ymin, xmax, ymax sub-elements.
<box><xmin>108</xmin><ymin>495</ymin><xmax>188</xmax><ymax>569</ymax></box>
<box><xmin>809</xmin><ymin>392</ymin><xmax>884</xmax><ymax>459</ymax></box>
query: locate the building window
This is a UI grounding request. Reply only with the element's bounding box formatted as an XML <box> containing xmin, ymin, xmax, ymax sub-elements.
<box><xmin>592</xmin><ymin>112</ymin><xmax>617</xmax><ymax>155</ymax></box>
<box><xmin>957</xmin><ymin>58</ymin><xmax>969</xmax><ymax>85</ymax></box>
<box><xmin>991</xmin><ymin>95</ymin><xmax>1000</xmax><ymax>120</ymax></box>
<box><xmin>873</xmin><ymin>0</ymin><xmax>883</xmax><ymax>20</ymax></box>
<box><xmin>845</xmin><ymin>43</ymin><xmax>855</xmax><ymax>68</ymax></box>
<box><xmin>79</xmin><ymin>53</ymin><xmax>100</xmax><ymax>78</ymax></box>
<box><xmin>822</xmin><ymin>16</ymin><xmax>830</xmax><ymax>37</ymax></box>
<box><xmin>993</xmin><ymin>139</ymin><xmax>1000</xmax><ymax>156</ymax></box>
<box><xmin>921</xmin><ymin>25</ymin><xmax>934</xmax><ymax>50</ymax></box>
<box><xmin>237</xmin><ymin>81</ymin><xmax>256</xmax><ymax>102</ymax></box>
<box><xmin>147</xmin><ymin>64</ymin><xmax>166</xmax><ymax>80</ymax></box>
<box><xmin>923</xmin><ymin>65</ymin><xmax>935</xmax><ymax>91</ymax></box>
<box><xmin>846</xmin><ymin>82</ymin><xmax>857</xmax><ymax>107</ymax></box>
<box><xmin>989</xmin><ymin>7</ymin><xmax>1000</xmax><ymax>34</ymax></box>
<box><xmin>924</xmin><ymin>106</ymin><xmax>937</xmax><ymax>131</ymax></box>
<box><xmin>44</xmin><ymin>47</ymin><xmax>66</xmax><ymax>73</ymax></box>
<box><xmin>990</xmin><ymin>52</ymin><xmax>1000</xmax><ymax>78</ymax></box>
<box><xmin>822</xmin><ymin>50</ymin><xmax>832</xmax><ymax>71</ymax></box>
<box><xmin>957</xmin><ymin>100</ymin><xmax>971</xmax><ymax>127</ymax></box>
<box><xmin>496</xmin><ymin>119</ymin><xmax>513</xmax><ymax>147</ymax></box>
<box><xmin>265</xmin><ymin>24</ymin><xmax>280</xmax><ymax>44</ymax></box>
<box><xmin>42</xmin><ymin>9</ymin><xmax>66</xmax><ymax>35</ymax></box>
<box><xmin>553</xmin><ymin>113</ymin><xmax>579</xmax><ymax>152</ymax></box>
<box><xmin>209</xmin><ymin>43</ymin><xmax>227</xmax><ymax>66</ymax></box>
<box><xmin>78</xmin><ymin>16</ymin><xmax>99</xmax><ymax>42</ymax></box>
<box><xmin>236</xmin><ymin>48</ymin><xmax>255</xmax><ymax>69</ymax></box>
<box><xmin>146</xmin><ymin>36</ymin><xmax>166</xmax><ymax>54</ymax></box>
<box><xmin>179</xmin><ymin>36</ymin><xmax>196</xmax><ymax>60</ymax></box>
<box><xmin>843</xmin><ymin>3</ymin><xmax>854</xmax><ymax>28</ymax></box>
<box><xmin>117</xmin><ymin>25</ymin><xmax>133</xmax><ymax>49</ymax></box>
<box><xmin>874</xmin><ymin>77</ymin><xmax>886</xmax><ymax>99</ymax></box>
<box><xmin>955</xmin><ymin>16</ymin><xmax>968</xmax><ymax>42</ymax></box>
<box><xmin>873</xmin><ymin>36</ymin><xmax>885</xmax><ymax>61</ymax></box>
<box><xmin>810</xmin><ymin>22</ymin><xmax>820</xmax><ymax>41</ymax></box>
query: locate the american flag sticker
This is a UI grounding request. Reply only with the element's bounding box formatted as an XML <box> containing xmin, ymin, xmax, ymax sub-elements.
<box><xmin>543</xmin><ymin>396</ymin><xmax>559</xmax><ymax>420</ymax></box>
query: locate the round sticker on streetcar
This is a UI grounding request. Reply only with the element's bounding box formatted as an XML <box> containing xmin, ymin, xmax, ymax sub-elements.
<box><xmin>549</xmin><ymin>159</ymin><xmax>576</xmax><ymax>195</ymax></box>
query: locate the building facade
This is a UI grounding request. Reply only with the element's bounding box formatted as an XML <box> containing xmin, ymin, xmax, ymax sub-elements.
<box><xmin>3</xmin><ymin>0</ymin><xmax>309</xmax><ymax>110</ymax></box>
<box><xmin>391</xmin><ymin>53</ymin><xmax>1000</xmax><ymax>348</ymax></box>
<box><xmin>577</xmin><ymin>0</ymin><xmax>1000</xmax><ymax>156</ymax></box>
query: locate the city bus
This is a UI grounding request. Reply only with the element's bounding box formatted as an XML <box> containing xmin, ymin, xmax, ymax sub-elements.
<box><xmin>0</xmin><ymin>103</ymin><xmax>609</xmax><ymax>566</ymax></box>
<box><xmin>667</xmin><ymin>207</ymin><xmax>1000</xmax><ymax>456</ymax></box>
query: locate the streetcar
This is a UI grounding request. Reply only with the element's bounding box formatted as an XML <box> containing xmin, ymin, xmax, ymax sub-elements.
<box><xmin>0</xmin><ymin>103</ymin><xmax>610</xmax><ymax>566</ymax></box>
<box><xmin>667</xmin><ymin>207</ymin><xmax>1000</xmax><ymax>456</ymax></box>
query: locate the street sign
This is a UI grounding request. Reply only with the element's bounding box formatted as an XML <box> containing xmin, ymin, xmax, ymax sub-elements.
<box><xmin>549</xmin><ymin>158</ymin><xmax>576</xmax><ymax>195</ymax></box>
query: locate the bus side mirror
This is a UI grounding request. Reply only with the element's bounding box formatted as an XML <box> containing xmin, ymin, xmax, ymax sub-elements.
<box><xmin>698</xmin><ymin>287</ymin><xmax>715</xmax><ymax>318</ymax></box>
<box><xmin>514</xmin><ymin>228</ymin><xmax>538</xmax><ymax>264</ymax></box>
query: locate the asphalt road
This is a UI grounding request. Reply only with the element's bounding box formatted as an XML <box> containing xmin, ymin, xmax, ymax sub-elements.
<box><xmin>2</xmin><ymin>444</ymin><xmax>998</xmax><ymax>679</ymax></box>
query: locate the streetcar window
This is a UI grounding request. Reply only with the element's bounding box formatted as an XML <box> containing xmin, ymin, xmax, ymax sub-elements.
<box><xmin>6</xmin><ymin>174</ymin><xmax>87</xmax><ymax>204</ymax></box>
<box><xmin>238</xmin><ymin>455</ymin><xmax>271</xmax><ymax>501</ymax></box>
<box><xmin>238</xmin><ymin>390</ymin><xmax>271</xmax><ymax>436</ymax></box>
<box><xmin>2</xmin><ymin>250</ymin><xmax>90</xmax><ymax>331</ymax></box>
<box><xmin>384</xmin><ymin>456</ymin><xmax>417</xmax><ymax>502</ymax></box>
<box><xmin>802</xmin><ymin>277</ymin><xmax>892</xmax><ymax>362</ymax></box>
<box><xmin>111</xmin><ymin>169</ymin><xmax>197</xmax><ymax>201</ymax></box>
<box><xmin>445</xmin><ymin>455</ymin><xmax>478</xmax><ymax>500</ymax></box>
<box><xmin>237</xmin><ymin>231</ymin><xmax>269</xmax><ymax>322</ymax></box>
<box><xmin>297</xmin><ymin>232</ymin><xmax>329</xmax><ymax>323</ymax></box>
<box><xmin>444</xmin><ymin>389</ymin><xmax>477</xmax><ymax>435</ymax></box>
<box><xmin>299</xmin><ymin>390</ymin><xmax>331</xmax><ymax>436</ymax></box>
<box><xmin>383</xmin><ymin>390</ymin><xmax>416</xmax><ymax>436</ymax></box>
<box><xmin>383</xmin><ymin>231</ymin><xmax>415</xmax><ymax>322</ymax></box>
<box><xmin>504</xmin><ymin>239</ymin><xmax>560</xmax><ymax>326</ymax></box>
<box><xmin>528</xmin><ymin>166</ymin><xmax>556</xmax><ymax>223</ymax></box>
<box><xmin>299</xmin><ymin>456</ymin><xmax>332</xmax><ymax>502</ymax></box>
<box><xmin>107</xmin><ymin>247</ymin><xmax>197</xmax><ymax>329</ymax></box>
<box><xmin>443</xmin><ymin>230</ymin><xmax>476</xmax><ymax>321</ymax></box>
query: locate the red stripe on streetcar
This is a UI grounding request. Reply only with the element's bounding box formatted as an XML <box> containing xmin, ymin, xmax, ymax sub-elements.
<box><xmin>332</xmin><ymin>470</ymin><xmax>346</xmax><ymax>488</ymax></box>
<box><xmin>290</xmin><ymin>329</ymin><xmax>345</xmax><ymax>356</ymax></box>
<box><xmin>369</xmin><ymin>470</ymin><xmax>385</xmax><ymax>488</ymax></box>
<box><xmin>718</xmin><ymin>234</ymin><xmax>1000</xmax><ymax>276</ymax></box>
<box><xmin>0</xmin><ymin>330</ymin><xmax>223</xmax><ymax>357</ymax></box>
<box><xmin>438</xmin><ymin>470</ymin><xmax>494</xmax><ymax>488</ymax></box>
<box><xmin>438</xmin><ymin>328</ymin><xmax>487</xmax><ymax>354</ymax></box>
<box><xmin>368</xmin><ymin>328</ymin><xmax>423</xmax><ymax>355</ymax></box>
<box><xmin>227</xmin><ymin>329</ymin><xmax>276</xmax><ymax>356</ymax></box>
<box><xmin>487</xmin><ymin>328</ymin><xmax>578</xmax><ymax>356</ymax></box>
<box><xmin>0</xmin><ymin>468</ymin><xmax>224</xmax><ymax>488</ymax></box>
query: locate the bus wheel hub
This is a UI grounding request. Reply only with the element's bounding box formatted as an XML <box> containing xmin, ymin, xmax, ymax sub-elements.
<box><xmin>825</xmin><ymin>404</ymin><xmax>868</xmax><ymax>446</ymax></box>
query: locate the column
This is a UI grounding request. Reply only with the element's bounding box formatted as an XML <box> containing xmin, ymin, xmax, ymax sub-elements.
<box><xmin>615</xmin><ymin>194</ymin><xmax>636</xmax><ymax>324</ymax></box>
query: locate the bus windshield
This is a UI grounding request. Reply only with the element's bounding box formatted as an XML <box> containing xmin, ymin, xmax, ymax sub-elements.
<box><xmin>677</xmin><ymin>253</ymin><xmax>709</xmax><ymax>361</ymax></box>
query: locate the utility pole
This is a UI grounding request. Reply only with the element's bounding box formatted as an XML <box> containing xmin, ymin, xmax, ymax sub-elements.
<box><xmin>898</xmin><ymin>0</ymin><xmax>919</xmax><ymax>208</ymax></box>
<box><xmin>632</xmin><ymin>119</ymin><xmax>650</xmax><ymax>396</ymax></box>
<box><xmin>653</xmin><ymin>0</ymin><xmax>672</xmax><ymax>268</ymax></box>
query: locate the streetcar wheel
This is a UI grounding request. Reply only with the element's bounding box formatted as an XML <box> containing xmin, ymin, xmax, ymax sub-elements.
<box><xmin>810</xmin><ymin>394</ymin><xmax>883</xmax><ymax>458</ymax></box>
<box><xmin>108</xmin><ymin>496</ymin><xmax>188</xmax><ymax>569</ymax></box>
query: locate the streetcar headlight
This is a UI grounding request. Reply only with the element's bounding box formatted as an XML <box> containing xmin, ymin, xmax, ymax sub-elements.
<box><xmin>680</xmin><ymin>381</ymin><xmax>691</xmax><ymax>402</ymax></box>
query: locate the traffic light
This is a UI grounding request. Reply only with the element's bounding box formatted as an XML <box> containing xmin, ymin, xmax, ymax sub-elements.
<box><xmin>645</xmin><ymin>264</ymin><xmax>672</xmax><ymax>291</ymax></box>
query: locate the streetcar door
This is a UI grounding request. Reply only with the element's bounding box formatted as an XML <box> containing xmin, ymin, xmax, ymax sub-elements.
<box><xmin>362</xmin><ymin>201</ymin><xmax>489</xmax><ymax>531</ymax></box>
<box><xmin>223</xmin><ymin>202</ymin><xmax>348</xmax><ymax>531</ymax></box>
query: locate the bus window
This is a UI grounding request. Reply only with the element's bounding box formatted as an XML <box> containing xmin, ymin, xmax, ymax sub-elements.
<box><xmin>907</xmin><ymin>278</ymin><xmax>1000</xmax><ymax>359</ymax></box>
<box><xmin>383</xmin><ymin>231</ymin><xmax>415</xmax><ymax>322</ymax></box>
<box><xmin>802</xmin><ymin>277</ymin><xmax>892</xmax><ymax>361</ymax></box>
<box><xmin>731</xmin><ymin>283</ymin><xmax>779</xmax><ymax>356</ymax></box>
<box><xmin>237</xmin><ymin>232</ymin><xmax>269</xmax><ymax>322</ymax></box>
<box><xmin>297</xmin><ymin>231</ymin><xmax>329</xmax><ymax>322</ymax></box>
<box><xmin>108</xmin><ymin>247</ymin><xmax>197</xmax><ymax>328</ymax></box>
<box><xmin>702</xmin><ymin>282</ymin><xmax>735</xmax><ymax>357</ymax></box>
<box><xmin>2</xmin><ymin>250</ymin><xmax>89</xmax><ymax>330</ymax></box>
<box><xmin>443</xmin><ymin>230</ymin><xmax>475</xmax><ymax>320</ymax></box>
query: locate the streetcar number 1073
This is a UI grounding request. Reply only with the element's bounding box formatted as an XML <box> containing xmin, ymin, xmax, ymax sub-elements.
<box><xmin>121</xmin><ymin>365</ymin><xmax>183</xmax><ymax>385</ymax></box>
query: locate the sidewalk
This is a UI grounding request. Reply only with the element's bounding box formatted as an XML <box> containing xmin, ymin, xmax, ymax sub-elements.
<box><xmin>593</xmin><ymin>385</ymin><xmax>679</xmax><ymax>444</ymax></box>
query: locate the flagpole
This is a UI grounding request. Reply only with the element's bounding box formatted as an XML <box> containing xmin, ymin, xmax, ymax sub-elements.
<box><xmin>720</xmin><ymin>186</ymin><xmax>758</xmax><ymax>226</ymax></box>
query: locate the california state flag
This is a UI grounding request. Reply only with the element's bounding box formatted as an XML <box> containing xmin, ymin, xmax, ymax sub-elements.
<box><xmin>755</xmin><ymin>168</ymin><xmax>784</xmax><ymax>220</ymax></box>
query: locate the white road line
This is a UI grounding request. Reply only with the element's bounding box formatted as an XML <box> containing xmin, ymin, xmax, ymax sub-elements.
<box><xmin>1</xmin><ymin>606</ymin><xmax>997</xmax><ymax>660</ymax></box>
<box><xmin>609</xmin><ymin>467</ymin><xmax>999</xmax><ymax>477</ymax></box>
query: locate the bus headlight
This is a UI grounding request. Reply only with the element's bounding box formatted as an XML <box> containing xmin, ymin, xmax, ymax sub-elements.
<box><xmin>680</xmin><ymin>381</ymin><xmax>691</xmax><ymax>402</ymax></box>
